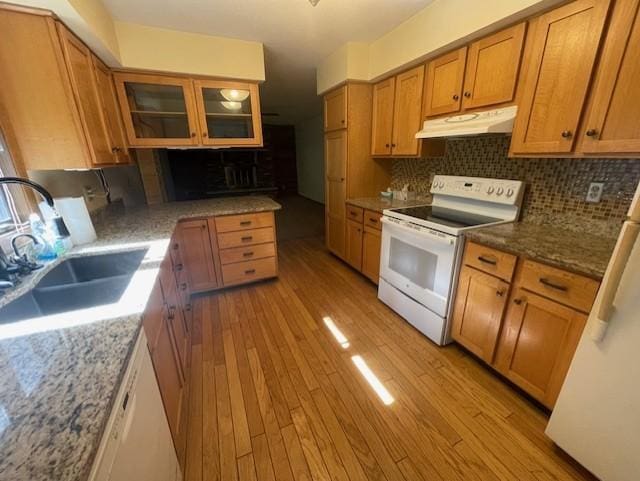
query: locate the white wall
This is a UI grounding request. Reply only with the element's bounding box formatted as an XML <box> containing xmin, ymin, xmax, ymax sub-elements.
<box><xmin>295</xmin><ymin>116</ymin><xmax>324</xmax><ymax>204</ymax></box>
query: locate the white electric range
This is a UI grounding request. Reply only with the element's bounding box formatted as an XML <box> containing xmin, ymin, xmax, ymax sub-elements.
<box><xmin>378</xmin><ymin>175</ymin><xmax>524</xmax><ymax>346</ymax></box>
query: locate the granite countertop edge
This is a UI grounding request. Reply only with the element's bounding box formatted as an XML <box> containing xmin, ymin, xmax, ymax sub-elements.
<box><xmin>346</xmin><ymin>196</ymin><xmax>432</xmax><ymax>213</ymax></box>
<box><xmin>0</xmin><ymin>196</ymin><xmax>281</xmax><ymax>481</ymax></box>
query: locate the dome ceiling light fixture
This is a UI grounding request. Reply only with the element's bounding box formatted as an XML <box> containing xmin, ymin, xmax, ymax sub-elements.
<box><xmin>221</xmin><ymin>100</ymin><xmax>242</xmax><ymax>111</ymax></box>
<box><xmin>220</xmin><ymin>89</ymin><xmax>250</xmax><ymax>102</ymax></box>
<box><xmin>308</xmin><ymin>0</ymin><xmax>320</xmax><ymax>6</ymax></box>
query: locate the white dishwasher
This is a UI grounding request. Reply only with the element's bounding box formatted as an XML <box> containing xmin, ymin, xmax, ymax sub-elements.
<box><xmin>89</xmin><ymin>331</ymin><xmax>182</xmax><ymax>481</ymax></box>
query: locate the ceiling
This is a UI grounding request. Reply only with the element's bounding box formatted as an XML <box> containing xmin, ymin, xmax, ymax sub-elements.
<box><xmin>102</xmin><ymin>0</ymin><xmax>434</xmax><ymax>125</ymax></box>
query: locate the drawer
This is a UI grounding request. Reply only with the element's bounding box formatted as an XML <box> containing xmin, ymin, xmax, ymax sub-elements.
<box><xmin>346</xmin><ymin>204</ymin><xmax>364</xmax><ymax>223</ymax></box>
<box><xmin>464</xmin><ymin>241</ymin><xmax>517</xmax><ymax>281</ymax></box>
<box><xmin>219</xmin><ymin>242</ymin><xmax>276</xmax><ymax>265</ymax></box>
<box><xmin>517</xmin><ymin>259</ymin><xmax>599</xmax><ymax>313</ymax></box>
<box><xmin>363</xmin><ymin>209</ymin><xmax>382</xmax><ymax>230</ymax></box>
<box><xmin>222</xmin><ymin>257</ymin><xmax>277</xmax><ymax>287</ymax></box>
<box><xmin>217</xmin><ymin>227</ymin><xmax>275</xmax><ymax>249</ymax></box>
<box><xmin>215</xmin><ymin>212</ymin><xmax>274</xmax><ymax>233</ymax></box>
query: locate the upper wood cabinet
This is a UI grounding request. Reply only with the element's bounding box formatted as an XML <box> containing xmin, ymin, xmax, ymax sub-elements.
<box><xmin>579</xmin><ymin>0</ymin><xmax>640</xmax><ymax>154</ymax></box>
<box><xmin>324</xmin><ymin>85</ymin><xmax>347</xmax><ymax>131</ymax></box>
<box><xmin>371</xmin><ymin>66</ymin><xmax>429</xmax><ymax>157</ymax></box>
<box><xmin>114</xmin><ymin>72</ymin><xmax>201</xmax><ymax>147</ymax></box>
<box><xmin>510</xmin><ymin>0</ymin><xmax>611</xmax><ymax>154</ymax></box>
<box><xmin>193</xmin><ymin>79</ymin><xmax>262</xmax><ymax>146</ymax></box>
<box><xmin>91</xmin><ymin>56</ymin><xmax>131</xmax><ymax>164</ymax></box>
<box><xmin>0</xmin><ymin>7</ymin><xmax>130</xmax><ymax>170</ymax></box>
<box><xmin>424</xmin><ymin>47</ymin><xmax>467</xmax><ymax>117</ymax></box>
<box><xmin>424</xmin><ymin>23</ymin><xmax>525</xmax><ymax>118</ymax></box>
<box><xmin>462</xmin><ymin>23</ymin><xmax>526</xmax><ymax>110</ymax></box>
<box><xmin>371</xmin><ymin>78</ymin><xmax>395</xmax><ymax>155</ymax></box>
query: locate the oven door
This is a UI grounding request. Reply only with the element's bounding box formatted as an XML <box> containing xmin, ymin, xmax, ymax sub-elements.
<box><xmin>380</xmin><ymin>216</ymin><xmax>457</xmax><ymax>317</ymax></box>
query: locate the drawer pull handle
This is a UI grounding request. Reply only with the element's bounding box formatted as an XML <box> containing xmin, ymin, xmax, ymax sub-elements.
<box><xmin>245</xmin><ymin>269</ymin><xmax>256</xmax><ymax>275</ymax></box>
<box><xmin>477</xmin><ymin>255</ymin><xmax>497</xmax><ymax>265</ymax></box>
<box><xmin>539</xmin><ymin>278</ymin><xmax>568</xmax><ymax>292</ymax></box>
<box><xmin>350</xmin><ymin>211</ymin><xmax>358</xmax><ymax>217</ymax></box>
<box><xmin>369</xmin><ymin>218</ymin><xmax>378</xmax><ymax>223</ymax></box>
<box><xmin>241</xmin><ymin>236</ymin><xmax>253</xmax><ymax>242</ymax></box>
<box><xmin>240</xmin><ymin>221</ymin><xmax>252</xmax><ymax>226</ymax></box>
<box><xmin>243</xmin><ymin>251</ymin><xmax>254</xmax><ymax>257</ymax></box>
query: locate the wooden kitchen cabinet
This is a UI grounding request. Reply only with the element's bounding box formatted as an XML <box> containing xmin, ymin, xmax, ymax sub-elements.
<box><xmin>179</xmin><ymin>219</ymin><xmax>219</xmax><ymax>292</ymax></box>
<box><xmin>371</xmin><ymin>65</ymin><xmax>442</xmax><ymax>157</ymax></box>
<box><xmin>114</xmin><ymin>72</ymin><xmax>201</xmax><ymax>147</ymax></box>
<box><xmin>325</xmin><ymin>129</ymin><xmax>348</xmax><ymax>258</ymax></box>
<box><xmin>361</xmin><ymin>226</ymin><xmax>382</xmax><ymax>283</ymax></box>
<box><xmin>510</xmin><ymin>0</ymin><xmax>611</xmax><ymax>154</ymax></box>
<box><xmin>494</xmin><ymin>288</ymin><xmax>588</xmax><ymax>408</ymax></box>
<box><xmin>451</xmin><ymin>265</ymin><xmax>510</xmax><ymax>363</ymax></box>
<box><xmin>324</xmin><ymin>85</ymin><xmax>347</xmax><ymax>131</ymax></box>
<box><xmin>462</xmin><ymin>23</ymin><xmax>526</xmax><ymax>110</ymax></box>
<box><xmin>424</xmin><ymin>47</ymin><xmax>467</xmax><ymax>117</ymax></box>
<box><xmin>452</xmin><ymin>241</ymin><xmax>599</xmax><ymax>408</ymax></box>
<box><xmin>324</xmin><ymin>83</ymin><xmax>391</xmax><ymax>261</ymax></box>
<box><xmin>193</xmin><ymin>79</ymin><xmax>262</xmax><ymax>146</ymax></box>
<box><xmin>371</xmin><ymin>78</ymin><xmax>396</xmax><ymax>156</ymax></box>
<box><xmin>579</xmin><ymin>0</ymin><xmax>640</xmax><ymax>154</ymax></box>
<box><xmin>346</xmin><ymin>219</ymin><xmax>363</xmax><ymax>270</ymax></box>
<box><xmin>0</xmin><ymin>7</ymin><xmax>128</xmax><ymax>170</ymax></box>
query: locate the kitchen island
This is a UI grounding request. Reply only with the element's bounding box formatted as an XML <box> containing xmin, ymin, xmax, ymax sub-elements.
<box><xmin>0</xmin><ymin>196</ymin><xmax>281</xmax><ymax>481</ymax></box>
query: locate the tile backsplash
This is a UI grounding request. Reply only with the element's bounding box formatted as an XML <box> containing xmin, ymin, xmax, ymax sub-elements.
<box><xmin>391</xmin><ymin>136</ymin><xmax>640</xmax><ymax>237</ymax></box>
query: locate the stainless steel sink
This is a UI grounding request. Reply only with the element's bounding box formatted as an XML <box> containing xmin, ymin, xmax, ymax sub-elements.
<box><xmin>0</xmin><ymin>249</ymin><xmax>147</xmax><ymax>324</ymax></box>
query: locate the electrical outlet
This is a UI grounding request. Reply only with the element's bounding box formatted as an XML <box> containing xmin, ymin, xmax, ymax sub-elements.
<box><xmin>586</xmin><ymin>182</ymin><xmax>605</xmax><ymax>203</ymax></box>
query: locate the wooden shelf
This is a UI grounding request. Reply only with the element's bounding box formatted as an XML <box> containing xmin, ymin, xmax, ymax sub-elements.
<box><xmin>130</xmin><ymin>110</ymin><xmax>188</xmax><ymax>116</ymax></box>
<box><xmin>205</xmin><ymin>112</ymin><xmax>252</xmax><ymax>118</ymax></box>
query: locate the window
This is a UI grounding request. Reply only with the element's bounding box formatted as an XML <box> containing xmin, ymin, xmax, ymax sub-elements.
<box><xmin>0</xmin><ymin>130</ymin><xmax>31</xmax><ymax>235</ymax></box>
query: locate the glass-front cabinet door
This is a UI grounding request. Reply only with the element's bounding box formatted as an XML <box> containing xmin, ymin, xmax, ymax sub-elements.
<box><xmin>193</xmin><ymin>80</ymin><xmax>263</xmax><ymax>146</ymax></box>
<box><xmin>113</xmin><ymin>73</ymin><xmax>200</xmax><ymax>147</ymax></box>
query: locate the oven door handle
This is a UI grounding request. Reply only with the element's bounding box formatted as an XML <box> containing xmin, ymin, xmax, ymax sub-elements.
<box><xmin>381</xmin><ymin>216</ymin><xmax>455</xmax><ymax>245</ymax></box>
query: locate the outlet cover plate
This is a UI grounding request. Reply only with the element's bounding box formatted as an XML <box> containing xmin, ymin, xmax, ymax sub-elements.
<box><xmin>586</xmin><ymin>182</ymin><xmax>605</xmax><ymax>203</ymax></box>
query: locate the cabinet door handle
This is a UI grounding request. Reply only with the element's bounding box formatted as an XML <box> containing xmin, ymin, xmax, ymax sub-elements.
<box><xmin>539</xmin><ymin>277</ymin><xmax>568</xmax><ymax>292</ymax></box>
<box><xmin>496</xmin><ymin>289</ymin><xmax>506</xmax><ymax>297</ymax></box>
<box><xmin>477</xmin><ymin>255</ymin><xmax>497</xmax><ymax>265</ymax></box>
<box><xmin>173</xmin><ymin>243</ymin><xmax>179</xmax><ymax>250</ymax></box>
<box><xmin>385</xmin><ymin>143</ymin><xmax>390</xmax><ymax>148</ymax></box>
<box><xmin>513</xmin><ymin>298</ymin><xmax>524</xmax><ymax>305</ymax></box>
<box><xmin>245</xmin><ymin>269</ymin><xmax>256</xmax><ymax>275</ymax></box>
<box><xmin>391</xmin><ymin>143</ymin><xmax>397</xmax><ymax>147</ymax></box>
<box><xmin>464</xmin><ymin>91</ymin><xmax>471</xmax><ymax>98</ymax></box>
<box><xmin>561</xmin><ymin>130</ymin><xmax>573</xmax><ymax>138</ymax></box>
<box><xmin>241</xmin><ymin>236</ymin><xmax>253</xmax><ymax>242</ymax></box>
<box><xmin>243</xmin><ymin>251</ymin><xmax>254</xmax><ymax>257</ymax></box>
<box><xmin>203</xmin><ymin>132</ymin><xmax>208</xmax><ymax>137</ymax></box>
<box><xmin>181</xmin><ymin>283</ymin><xmax>188</xmax><ymax>291</ymax></box>
<box><xmin>191</xmin><ymin>132</ymin><xmax>196</xmax><ymax>137</ymax></box>
<box><xmin>168</xmin><ymin>306</ymin><xmax>176</xmax><ymax>320</ymax></box>
<box><xmin>175</xmin><ymin>263</ymin><xmax>183</xmax><ymax>271</ymax></box>
<box><xmin>453</xmin><ymin>94</ymin><xmax>460</xmax><ymax>101</ymax></box>
<box><xmin>240</xmin><ymin>220</ymin><xmax>252</xmax><ymax>226</ymax></box>
<box><xmin>586</xmin><ymin>129</ymin><xmax>598</xmax><ymax>137</ymax></box>
<box><xmin>341</xmin><ymin>119</ymin><xmax>345</xmax><ymax>124</ymax></box>
<box><xmin>185</xmin><ymin>304</ymin><xmax>192</xmax><ymax>312</ymax></box>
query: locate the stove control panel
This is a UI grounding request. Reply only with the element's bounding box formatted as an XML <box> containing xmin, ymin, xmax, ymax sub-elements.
<box><xmin>430</xmin><ymin>175</ymin><xmax>524</xmax><ymax>205</ymax></box>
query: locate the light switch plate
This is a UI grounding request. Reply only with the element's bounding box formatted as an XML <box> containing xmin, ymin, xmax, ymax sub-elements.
<box><xmin>586</xmin><ymin>182</ymin><xmax>605</xmax><ymax>203</ymax></box>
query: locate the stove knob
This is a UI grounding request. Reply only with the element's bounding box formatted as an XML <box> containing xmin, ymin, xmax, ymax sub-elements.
<box><xmin>486</xmin><ymin>186</ymin><xmax>495</xmax><ymax>194</ymax></box>
<box><xmin>438</xmin><ymin>181</ymin><xmax>445</xmax><ymax>189</ymax></box>
<box><xmin>506</xmin><ymin>188</ymin><xmax>514</xmax><ymax>198</ymax></box>
<box><xmin>496</xmin><ymin>187</ymin><xmax>504</xmax><ymax>196</ymax></box>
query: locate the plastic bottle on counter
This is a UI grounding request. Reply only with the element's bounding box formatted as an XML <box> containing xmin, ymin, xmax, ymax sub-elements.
<box><xmin>29</xmin><ymin>213</ymin><xmax>57</xmax><ymax>260</ymax></box>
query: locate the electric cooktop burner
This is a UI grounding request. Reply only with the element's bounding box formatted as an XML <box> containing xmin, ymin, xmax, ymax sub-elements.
<box><xmin>390</xmin><ymin>205</ymin><xmax>502</xmax><ymax>229</ymax></box>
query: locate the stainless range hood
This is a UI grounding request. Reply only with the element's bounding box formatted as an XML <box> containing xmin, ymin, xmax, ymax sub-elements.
<box><xmin>415</xmin><ymin>105</ymin><xmax>518</xmax><ymax>139</ymax></box>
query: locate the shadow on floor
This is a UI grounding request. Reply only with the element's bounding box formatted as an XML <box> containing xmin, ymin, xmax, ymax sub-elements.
<box><xmin>274</xmin><ymin>194</ymin><xmax>325</xmax><ymax>242</ymax></box>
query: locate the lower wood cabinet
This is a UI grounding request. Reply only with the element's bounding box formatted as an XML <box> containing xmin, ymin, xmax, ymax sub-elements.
<box><xmin>451</xmin><ymin>241</ymin><xmax>599</xmax><ymax>408</ymax></box>
<box><xmin>178</xmin><ymin>219</ymin><xmax>220</xmax><ymax>292</ymax></box>
<box><xmin>343</xmin><ymin>203</ymin><xmax>382</xmax><ymax>284</ymax></box>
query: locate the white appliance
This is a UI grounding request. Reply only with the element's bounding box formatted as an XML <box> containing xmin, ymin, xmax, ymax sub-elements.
<box><xmin>89</xmin><ymin>331</ymin><xmax>182</xmax><ymax>481</ymax></box>
<box><xmin>545</xmin><ymin>184</ymin><xmax>640</xmax><ymax>481</ymax></box>
<box><xmin>378</xmin><ymin>175</ymin><xmax>524</xmax><ymax>345</ymax></box>
<box><xmin>415</xmin><ymin>105</ymin><xmax>517</xmax><ymax>138</ymax></box>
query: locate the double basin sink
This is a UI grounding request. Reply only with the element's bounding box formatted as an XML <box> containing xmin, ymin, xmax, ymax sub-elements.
<box><xmin>0</xmin><ymin>250</ymin><xmax>147</xmax><ymax>324</ymax></box>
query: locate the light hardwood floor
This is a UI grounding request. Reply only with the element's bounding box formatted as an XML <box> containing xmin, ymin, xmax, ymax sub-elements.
<box><xmin>184</xmin><ymin>236</ymin><xmax>595</xmax><ymax>481</ymax></box>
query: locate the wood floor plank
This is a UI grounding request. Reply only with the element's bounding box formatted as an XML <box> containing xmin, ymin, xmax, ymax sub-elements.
<box><xmin>282</xmin><ymin>424</ymin><xmax>313</xmax><ymax>481</ymax></box>
<box><xmin>252</xmin><ymin>434</ymin><xmax>277</xmax><ymax>481</ymax></box>
<box><xmin>185</xmin><ymin>344</ymin><xmax>203</xmax><ymax>481</ymax></box>
<box><xmin>215</xmin><ymin>363</ymin><xmax>238</xmax><ymax>481</ymax></box>
<box><xmin>238</xmin><ymin>453</ymin><xmax>259</xmax><ymax>481</ymax></box>
<box><xmin>202</xmin><ymin>360</ymin><xmax>220</xmax><ymax>481</ymax></box>
<box><xmin>223</xmin><ymin>329</ymin><xmax>253</xmax><ymax>457</ymax></box>
<box><xmin>289</xmin><ymin>408</ymin><xmax>331</xmax><ymax>481</ymax></box>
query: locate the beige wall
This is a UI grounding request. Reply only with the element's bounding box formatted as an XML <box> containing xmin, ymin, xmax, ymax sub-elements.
<box><xmin>317</xmin><ymin>0</ymin><xmax>563</xmax><ymax>93</ymax></box>
<box><xmin>295</xmin><ymin>115</ymin><xmax>325</xmax><ymax>204</ymax></box>
<box><xmin>115</xmin><ymin>22</ymin><xmax>265</xmax><ymax>81</ymax></box>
